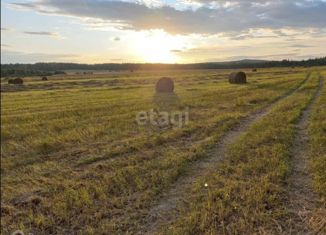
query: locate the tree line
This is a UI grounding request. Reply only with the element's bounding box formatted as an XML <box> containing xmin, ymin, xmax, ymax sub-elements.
<box><xmin>1</xmin><ymin>57</ymin><xmax>325</xmax><ymax>77</ymax></box>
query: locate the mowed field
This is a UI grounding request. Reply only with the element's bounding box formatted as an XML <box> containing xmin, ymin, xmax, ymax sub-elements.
<box><xmin>1</xmin><ymin>67</ymin><xmax>325</xmax><ymax>234</ymax></box>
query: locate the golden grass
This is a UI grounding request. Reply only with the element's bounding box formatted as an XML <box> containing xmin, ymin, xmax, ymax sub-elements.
<box><xmin>1</xmin><ymin>67</ymin><xmax>325</xmax><ymax>234</ymax></box>
<box><xmin>159</xmin><ymin>73</ymin><xmax>321</xmax><ymax>234</ymax></box>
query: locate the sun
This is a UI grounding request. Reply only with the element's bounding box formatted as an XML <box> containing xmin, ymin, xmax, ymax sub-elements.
<box><xmin>133</xmin><ymin>30</ymin><xmax>183</xmax><ymax>63</ymax></box>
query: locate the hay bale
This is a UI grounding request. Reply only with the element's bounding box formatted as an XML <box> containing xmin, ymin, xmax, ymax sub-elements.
<box><xmin>14</xmin><ymin>78</ymin><xmax>24</xmax><ymax>84</ymax></box>
<box><xmin>42</xmin><ymin>76</ymin><xmax>48</xmax><ymax>81</ymax></box>
<box><xmin>9</xmin><ymin>78</ymin><xmax>24</xmax><ymax>85</ymax></box>
<box><xmin>155</xmin><ymin>77</ymin><xmax>174</xmax><ymax>93</ymax></box>
<box><xmin>252</xmin><ymin>68</ymin><xmax>257</xmax><ymax>72</ymax></box>
<box><xmin>229</xmin><ymin>72</ymin><xmax>247</xmax><ymax>84</ymax></box>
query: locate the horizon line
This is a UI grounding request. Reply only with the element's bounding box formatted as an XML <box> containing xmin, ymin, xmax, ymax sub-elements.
<box><xmin>2</xmin><ymin>57</ymin><xmax>326</xmax><ymax>66</ymax></box>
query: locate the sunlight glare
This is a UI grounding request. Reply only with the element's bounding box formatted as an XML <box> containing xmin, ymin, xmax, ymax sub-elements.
<box><xmin>133</xmin><ymin>30</ymin><xmax>184</xmax><ymax>63</ymax></box>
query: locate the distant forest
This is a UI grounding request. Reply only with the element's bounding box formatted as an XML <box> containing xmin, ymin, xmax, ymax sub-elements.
<box><xmin>1</xmin><ymin>57</ymin><xmax>325</xmax><ymax>77</ymax></box>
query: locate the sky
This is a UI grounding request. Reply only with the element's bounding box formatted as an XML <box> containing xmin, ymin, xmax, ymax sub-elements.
<box><xmin>1</xmin><ymin>0</ymin><xmax>326</xmax><ymax>64</ymax></box>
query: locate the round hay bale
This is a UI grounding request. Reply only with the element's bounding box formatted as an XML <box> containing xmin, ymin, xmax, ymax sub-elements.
<box><xmin>229</xmin><ymin>72</ymin><xmax>247</xmax><ymax>84</ymax></box>
<box><xmin>252</xmin><ymin>68</ymin><xmax>257</xmax><ymax>72</ymax></box>
<box><xmin>7</xmin><ymin>79</ymin><xmax>14</xmax><ymax>84</ymax></box>
<box><xmin>155</xmin><ymin>77</ymin><xmax>174</xmax><ymax>93</ymax></box>
<box><xmin>42</xmin><ymin>76</ymin><xmax>48</xmax><ymax>81</ymax></box>
<box><xmin>11</xmin><ymin>78</ymin><xmax>24</xmax><ymax>85</ymax></box>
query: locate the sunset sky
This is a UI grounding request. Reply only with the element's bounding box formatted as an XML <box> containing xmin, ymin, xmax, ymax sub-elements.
<box><xmin>1</xmin><ymin>0</ymin><xmax>326</xmax><ymax>64</ymax></box>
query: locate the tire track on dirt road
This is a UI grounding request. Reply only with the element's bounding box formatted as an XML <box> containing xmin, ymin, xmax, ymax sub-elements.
<box><xmin>286</xmin><ymin>75</ymin><xmax>325</xmax><ymax>235</ymax></box>
<box><xmin>139</xmin><ymin>74</ymin><xmax>312</xmax><ymax>234</ymax></box>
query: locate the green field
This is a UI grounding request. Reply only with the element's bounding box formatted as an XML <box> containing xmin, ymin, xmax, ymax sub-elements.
<box><xmin>1</xmin><ymin>67</ymin><xmax>325</xmax><ymax>234</ymax></box>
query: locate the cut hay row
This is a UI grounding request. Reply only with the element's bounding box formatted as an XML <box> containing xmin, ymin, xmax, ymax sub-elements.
<box><xmin>155</xmin><ymin>72</ymin><xmax>247</xmax><ymax>93</ymax></box>
<box><xmin>3</xmin><ymin>71</ymin><xmax>245</xmax><ymax>94</ymax></box>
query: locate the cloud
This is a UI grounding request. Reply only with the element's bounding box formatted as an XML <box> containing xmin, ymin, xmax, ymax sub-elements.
<box><xmin>1</xmin><ymin>49</ymin><xmax>79</xmax><ymax>63</ymax></box>
<box><xmin>112</xmin><ymin>37</ymin><xmax>120</xmax><ymax>41</ymax></box>
<box><xmin>170</xmin><ymin>49</ymin><xmax>183</xmax><ymax>53</ymax></box>
<box><xmin>1</xmin><ymin>44</ymin><xmax>11</xmax><ymax>48</ymax></box>
<box><xmin>222</xmin><ymin>53</ymin><xmax>299</xmax><ymax>61</ymax></box>
<box><xmin>10</xmin><ymin>0</ymin><xmax>326</xmax><ymax>35</ymax></box>
<box><xmin>23</xmin><ymin>31</ymin><xmax>59</xmax><ymax>37</ymax></box>
<box><xmin>203</xmin><ymin>52</ymin><xmax>323</xmax><ymax>62</ymax></box>
<box><xmin>290</xmin><ymin>44</ymin><xmax>314</xmax><ymax>48</ymax></box>
<box><xmin>229</xmin><ymin>34</ymin><xmax>278</xmax><ymax>41</ymax></box>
